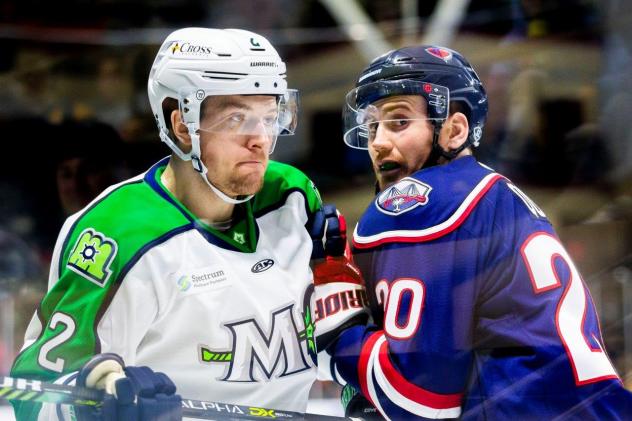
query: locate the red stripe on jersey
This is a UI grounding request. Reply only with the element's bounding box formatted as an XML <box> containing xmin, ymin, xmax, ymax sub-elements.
<box><xmin>377</xmin><ymin>339</ymin><xmax>463</xmax><ymax>409</ymax></box>
<box><xmin>358</xmin><ymin>331</ymin><xmax>384</xmax><ymax>406</ymax></box>
<box><xmin>353</xmin><ymin>174</ymin><xmax>504</xmax><ymax>249</ymax></box>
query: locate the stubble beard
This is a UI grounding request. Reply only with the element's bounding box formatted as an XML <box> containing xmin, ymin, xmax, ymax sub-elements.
<box><xmin>213</xmin><ymin>160</ymin><xmax>267</xmax><ymax>196</ymax></box>
<box><xmin>226</xmin><ymin>173</ymin><xmax>264</xmax><ymax>196</ymax></box>
<box><xmin>374</xmin><ymin>167</ymin><xmax>404</xmax><ymax>192</ymax></box>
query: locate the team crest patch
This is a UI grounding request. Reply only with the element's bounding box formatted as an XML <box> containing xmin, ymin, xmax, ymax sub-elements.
<box><xmin>376</xmin><ymin>177</ymin><xmax>432</xmax><ymax>215</ymax></box>
<box><xmin>233</xmin><ymin>232</ymin><xmax>245</xmax><ymax>244</ymax></box>
<box><xmin>67</xmin><ymin>228</ymin><xmax>118</xmax><ymax>287</ymax></box>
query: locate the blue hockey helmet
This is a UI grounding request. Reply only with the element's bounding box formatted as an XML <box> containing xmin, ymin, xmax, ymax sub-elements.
<box><xmin>343</xmin><ymin>45</ymin><xmax>488</xmax><ymax>154</ymax></box>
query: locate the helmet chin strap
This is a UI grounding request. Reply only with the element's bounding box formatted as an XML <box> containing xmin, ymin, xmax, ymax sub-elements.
<box><xmin>422</xmin><ymin>121</ymin><xmax>471</xmax><ymax>170</ymax></box>
<box><xmin>197</xmin><ymin>164</ymin><xmax>254</xmax><ymax>204</ymax></box>
<box><xmin>189</xmin><ymin>131</ymin><xmax>253</xmax><ymax>205</ymax></box>
<box><xmin>420</xmin><ymin>126</ymin><xmax>443</xmax><ymax>170</ymax></box>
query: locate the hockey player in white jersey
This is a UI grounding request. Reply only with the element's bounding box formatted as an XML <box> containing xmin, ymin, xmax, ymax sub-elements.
<box><xmin>11</xmin><ymin>28</ymin><xmax>327</xmax><ymax>421</ymax></box>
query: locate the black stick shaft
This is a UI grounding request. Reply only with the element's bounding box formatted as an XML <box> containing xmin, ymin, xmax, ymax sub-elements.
<box><xmin>0</xmin><ymin>376</ymin><xmax>348</xmax><ymax>420</ymax></box>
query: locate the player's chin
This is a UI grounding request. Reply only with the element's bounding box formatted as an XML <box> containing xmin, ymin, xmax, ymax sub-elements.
<box><xmin>375</xmin><ymin>171</ymin><xmax>404</xmax><ymax>191</ymax></box>
<box><xmin>233</xmin><ymin>174</ymin><xmax>265</xmax><ymax>196</ymax></box>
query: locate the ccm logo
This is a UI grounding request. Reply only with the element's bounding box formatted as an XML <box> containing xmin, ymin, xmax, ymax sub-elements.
<box><xmin>251</xmin><ymin>259</ymin><xmax>274</xmax><ymax>273</ymax></box>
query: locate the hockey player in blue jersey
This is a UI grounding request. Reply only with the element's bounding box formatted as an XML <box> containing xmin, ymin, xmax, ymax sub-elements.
<box><xmin>313</xmin><ymin>45</ymin><xmax>632</xmax><ymax>420</ymax></box>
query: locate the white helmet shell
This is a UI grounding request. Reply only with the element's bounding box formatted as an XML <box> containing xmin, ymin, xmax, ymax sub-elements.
<box><xmin>148</xmin><ymin>27</ymin><xmax>288</xmax><ymax>159</ymax></box>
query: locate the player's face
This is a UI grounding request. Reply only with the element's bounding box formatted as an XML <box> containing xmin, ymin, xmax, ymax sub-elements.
<box><xmin>367</xmin><ymin>95</ymin><xmax>434</xmax><ymax>190</ymax></box>
<box><xmin>198</xmin><ymin>95</ymin><xmax>277</xmax><ymax>196</ymax></box>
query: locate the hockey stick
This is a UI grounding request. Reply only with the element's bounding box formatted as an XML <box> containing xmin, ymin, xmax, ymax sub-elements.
<box><xmin>0</xmin><ymin>376</ymin><xmax>350</xmax><ymax>420</ymax></box>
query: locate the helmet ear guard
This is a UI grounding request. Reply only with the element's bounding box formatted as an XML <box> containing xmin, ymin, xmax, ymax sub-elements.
<box><xmin>178</xmin><ymin>89</ymin><xmax>204</xmax><ymax>127</ymax></box>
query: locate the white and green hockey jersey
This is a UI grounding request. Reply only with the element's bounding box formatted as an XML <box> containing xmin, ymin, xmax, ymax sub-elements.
<box><xmin>11</xmin><ymin>157</ymin><xmax>322</xmax><ymax>420</ymax></box>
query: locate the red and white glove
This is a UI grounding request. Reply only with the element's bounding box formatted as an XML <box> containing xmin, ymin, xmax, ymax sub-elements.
<box><xmin>310</xmin><ymin>205</ymin><xmax>369</xmax><ymax>355</ymax></box>
<box><xmin>313</xmin><ymin>254</ymin><xmax>368</xmax><ymax>353</ymax></box>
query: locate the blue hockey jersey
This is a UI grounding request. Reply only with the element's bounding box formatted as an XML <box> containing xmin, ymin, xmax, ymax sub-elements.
<box><xmin>332</xmin><ymin>156</ymin><xmax>632</xmax><ymax>420</ymax></box>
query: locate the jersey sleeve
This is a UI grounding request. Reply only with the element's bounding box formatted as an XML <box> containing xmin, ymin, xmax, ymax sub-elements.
<box><xmin>254</xmin><ymin>160</ymin><xmax>323</xmax><ymax>217</ymax></box>
<box><xmin>10</xmin><ymin>180</ymin><xmax>190</xmax><ymax>421</ymax></box>
<box><xmin>10</xmin><ymin>222</ymin><xmax>131</xmax><ymax>420</ymax></box>
<box><xmin>331</xmin><ymin>239</ymin><xmax>477</xmax><ymax>420</ymax></box>
<box><xmin>466</xmin><ymin>182</ymin><xmax>631</xmax><ymax>419</ymax></box>
<box><xmin>254</xmin><ymin>160</ymin><xmax>324</xmax><ymax>258</ymax></box>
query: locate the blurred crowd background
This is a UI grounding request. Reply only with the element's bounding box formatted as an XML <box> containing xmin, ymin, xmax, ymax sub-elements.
<box><xmin>1</xmin><ymin>0</ymin><xmax>632</xmax><ymax>411</ymax></box>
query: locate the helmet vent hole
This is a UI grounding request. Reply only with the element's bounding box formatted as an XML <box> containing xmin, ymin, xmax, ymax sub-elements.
<box><xmin>395</xmin><ymin>57</ymin><xmax>413</xmax><ymax>63</ymax></box>
<box><xmin>274</xmin><ymin>82</ymin><xmax>278</xmax><ymax>88</ymax></box>
<box><xmin>201</xmin><ymin>71</ymin><xmax>245</xmax><ymax>81</ymax></box>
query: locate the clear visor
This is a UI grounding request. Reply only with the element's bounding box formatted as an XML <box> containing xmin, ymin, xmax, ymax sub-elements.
<box><xmin>342</xmin><ymin>79</ymin><xmax>449</xmax><ymax>149</ymax></box>
<box><xmin>179</xmin><ymin>89</ymin><xmax>299</xmax><ymax>152</ymax></box>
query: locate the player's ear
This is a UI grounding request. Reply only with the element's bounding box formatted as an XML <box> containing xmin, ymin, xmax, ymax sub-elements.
<box><xmin>442</xmin><ymin>112</ymin><xmax>469</xmax><ymax>151</ymax></box>
<box><xmin>171</xmin><ymin>109</ymin><xmax>192</xmax><ymax>147</ymax></box>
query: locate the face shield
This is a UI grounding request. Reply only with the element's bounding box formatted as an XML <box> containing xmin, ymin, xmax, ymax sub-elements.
<box><xmin>178</xmin><ymin>89</ymin><xmax>299</xmax><ymax>154</ymax></box>
<box><xmin>342</xmin><ymin>79</ymin><xmax>449</xmax><ymax>149</ymax></box>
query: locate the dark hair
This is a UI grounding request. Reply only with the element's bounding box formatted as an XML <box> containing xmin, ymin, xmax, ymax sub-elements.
<box><xmin>449</xmin><ymin>101</ymin><xmax>468</xmax><ymax>119</ymax></box>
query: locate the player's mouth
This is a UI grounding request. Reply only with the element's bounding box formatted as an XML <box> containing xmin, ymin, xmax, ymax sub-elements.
<box><xmin>238</xmin><ymin>159</ymin><xmax>265</xmax><ymax>168</ymax></box>
<box><xmin>376</xmin><ymin>161</ymin><xmax>406</xmax><ymax>189</ymax></box>
<box><xmin>378</xmin><ymin>161</ymin><xmax>401</xmax><ymax>173</ymax></box>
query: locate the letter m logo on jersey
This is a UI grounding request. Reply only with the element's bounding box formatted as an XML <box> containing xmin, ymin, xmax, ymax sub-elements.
<box><xmin>199</xmin><ymin>304</ymin><xmax>312</xmax><ymax>382</ymax></box>
<box><xmin>67</xmin><ymin>228</ymin><xmax>118</xmax><ymax>287</ymax></box>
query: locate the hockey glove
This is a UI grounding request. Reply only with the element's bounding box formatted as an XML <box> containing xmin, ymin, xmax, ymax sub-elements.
<box><xmin>341</xmin><ymin>384</ymin><xmax>383</xmax><ymax>420</ymax></box>
<box><xmin>74</xmin><ymin>353</ymin><xmax>182</xmax><ymax>421</ymax></box>
<box><xmin>310</xmin><ymin>205</ymin><xmax>369</xmax><ymax>354</ymax></box>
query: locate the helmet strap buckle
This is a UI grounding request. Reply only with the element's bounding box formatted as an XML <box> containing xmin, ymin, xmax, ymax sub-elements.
<box><xmin>192</xmin><ymin>156</ymin><xmax>204</xmax><ymax>173</ymax></box>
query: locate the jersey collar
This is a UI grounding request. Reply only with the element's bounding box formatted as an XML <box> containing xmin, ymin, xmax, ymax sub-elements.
<box><xmin>145</xmin><ymin>157</ymin><xmax>259</xmax><ymax>253</ymax></box>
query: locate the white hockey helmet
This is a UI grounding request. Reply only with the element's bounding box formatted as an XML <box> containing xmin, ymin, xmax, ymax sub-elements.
<box><xmin>147</xmin><ymin>27</ymin><xmax>298</xmax><ymax>203</ymax></box>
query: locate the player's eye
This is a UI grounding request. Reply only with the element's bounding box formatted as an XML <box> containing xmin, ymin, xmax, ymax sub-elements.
<box><xmin>384</xmin><ymin>118</ymin><xmax>409</xmax><ymax>131</ymax></box>
<box><xmin>229</xmin><ymin>113</ymin><xmax>245</xmax><ymax>124</ymax></box>
<box><xmin>262</xmin><ymin>115</ymin><xmax>277</xmax><ymax>127</ymax></box>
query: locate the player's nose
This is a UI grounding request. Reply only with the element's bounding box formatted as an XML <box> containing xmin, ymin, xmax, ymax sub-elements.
<box><xmin>370</xmin><ymin>126</ymin><xmax>393</xmax><ymax>153</ymax></box>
